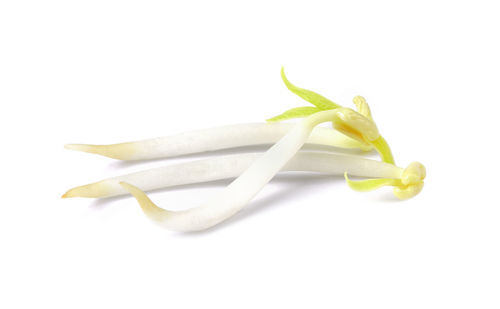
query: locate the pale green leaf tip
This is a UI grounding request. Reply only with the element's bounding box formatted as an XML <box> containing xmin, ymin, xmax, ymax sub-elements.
<box><xmin>279</xmin><ymin>67</ymin><xmax>339</xmax><ymax>110</ymax></box>
<box><xmin>266</xmin><ymin>116</ymin><xmax>285</xmax><ymax>123</ymax></box>
<box><xmin>344</xmin><ymin>172</ymin><xmax>398</xmax><ymax>192</ymax></box>
<box><xmin>266</xmin><ymin>106</ymin><xmax>321</xmax><ymax>123</ymax></box>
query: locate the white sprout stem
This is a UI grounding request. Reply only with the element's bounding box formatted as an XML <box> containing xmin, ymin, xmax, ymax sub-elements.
<box><xmin>64</xmin><ymin>122</ymin><xmax>370</xmax><ymax>160</ymax></box>
<box><xmin>63</xmin><ymin>152</ymin><xmax>403</xmax><ymax>199</ymax></box>
<box><xmin>118</xmin><ymin>110</ymin><xmax>375</xmax><ymax>232</ymax></box>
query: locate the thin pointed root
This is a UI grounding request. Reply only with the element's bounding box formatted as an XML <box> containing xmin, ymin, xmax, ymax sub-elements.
<box><xmin>65</xmin><ymin>143</ymin><xmax>137</xmax><ymax>160</ymax></box>
<box><xmin>119</xmin><ymin>182</ymin><xmax>171</xmax><ymax>223</ymax></box>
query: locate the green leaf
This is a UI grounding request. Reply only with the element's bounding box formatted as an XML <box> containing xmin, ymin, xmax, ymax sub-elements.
<box><xmin>281</xmin><ymin>67</ymin><xmax>340</xmax><ymax>110</ymax></box>
<box><xmin>344</xmin><ymin>172</ymin><xmax>402</xmax><ymax>192</ymax></box>
<box><xmin>266</xmin><ymin>106</ymin><xmax>321</xmax><ymax>122</ymax></box>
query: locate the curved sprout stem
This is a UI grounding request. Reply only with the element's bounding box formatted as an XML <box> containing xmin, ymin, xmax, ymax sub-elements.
<box><xmin>118</xmin><ymin>109</ymin><xmax>385</xmax><ymax>232</ymax></box>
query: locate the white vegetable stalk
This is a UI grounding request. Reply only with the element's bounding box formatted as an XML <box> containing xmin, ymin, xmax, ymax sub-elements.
<box><xmin>118</xmin><ymin>108</ymin><xmax>411</xmax><ymax>232</ymax></box>
<box><xmin>61</xmin><ymin>152</ymin><xmax>403</xmax><ymax>199</ymax></box>
<box><xmin>64</xmin><ymin>123</ymin><xmax>370</xmax><ymax>161</ymax></box>
<box><xmin>62</xmin><ymin>68</ymin><xmax>427</xmax><ymax>232</ymax></box>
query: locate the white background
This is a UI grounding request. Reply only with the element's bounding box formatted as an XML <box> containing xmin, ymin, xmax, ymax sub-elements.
<box><xmin>1</xmin><ymin>1</ymin><xmax>499</xmax><ymax>308</ymax></box>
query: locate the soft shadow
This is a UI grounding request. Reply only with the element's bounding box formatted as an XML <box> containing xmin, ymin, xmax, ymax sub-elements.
<box><xmin>88</xmin><ymin>178</ymin><xmax>235</xmax><ymax>210</ymax></box>
<box><xmin>173</xmin><ymin>173</ymin><xmax>345</xmax><ymax>238</ymax></box>
<box><xmin>88</xmin><ymin>194</ymin><xmax>129</xmax><ymax>210</ymax></box>
<box><xmin>88</xmin><ymin>173</ymin><xmax>340</xmax><ymax>209</ymax></box>
<box><xmin>375</xmin><ymin>191</ymin><xmax>402</xmax><ymax>203</ymax></box>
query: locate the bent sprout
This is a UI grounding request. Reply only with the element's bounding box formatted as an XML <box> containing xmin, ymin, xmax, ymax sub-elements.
<box><xmin>63</xmin><ymin>68</ymin><xmax>425</xmax><ymax>232</ymax></box>
<box><xmin>118</xmin><ymin>108</ymin><xmax>407</xmax><ymax>232</ymax></box>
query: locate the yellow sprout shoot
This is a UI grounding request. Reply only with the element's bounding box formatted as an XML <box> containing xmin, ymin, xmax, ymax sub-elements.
<box><xmin>345</xmin><ymin>162</ymin><xmax>426</xmax><ymax>200</ymax></box>
<box><xmin>268</xmin><ymin>68</ymin><xmax>394</xmax><ymax>163</ymax></box>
